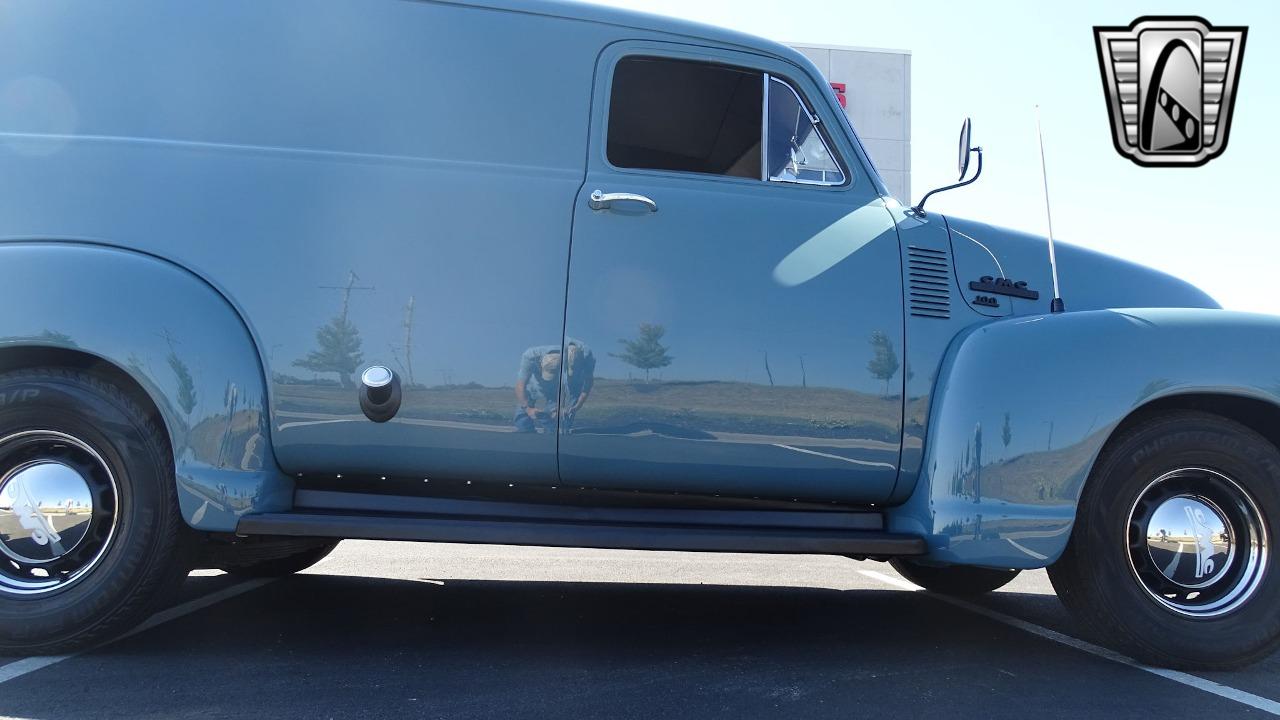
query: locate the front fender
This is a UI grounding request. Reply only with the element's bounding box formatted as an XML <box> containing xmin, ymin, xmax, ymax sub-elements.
<box><xmin>0</xmin><ymin>242</ymin><xmax>292</xmax><ymax>531</ymax></box>
<box><xmin>886</xmin><ymin>308</ymin><xmax>1280</xmax><ymax>568</ymax></box>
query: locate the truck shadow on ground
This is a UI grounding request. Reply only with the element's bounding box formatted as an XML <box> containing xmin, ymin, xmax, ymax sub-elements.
<box><xmin>0</xmin><ymin>574</ymin><xmax>1267</xmax><ymax>720</ymax></box>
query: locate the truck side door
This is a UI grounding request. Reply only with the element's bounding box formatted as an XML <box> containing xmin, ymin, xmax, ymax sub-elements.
<box><xmin>560</xmin><ymin>43</ymin><xmax>904</xmax><ymax>504</ymax></box>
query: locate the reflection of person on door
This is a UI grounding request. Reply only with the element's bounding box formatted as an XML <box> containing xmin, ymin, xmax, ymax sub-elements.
<box><xmin>513</xmin><ymin>340</ymin><xmax>595</xmax><ymax>433</ymax></box>
<box><xmin>560</xmin><ymin>341</ymin><xmax>596</xmax><ymax>429</ymax></box>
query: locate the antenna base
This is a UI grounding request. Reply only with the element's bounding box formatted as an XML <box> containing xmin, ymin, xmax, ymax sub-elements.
<box><xmin>1050</xmin><ymin>297</ymin><xmax>1065</xmax><ymax>314</ymax></box>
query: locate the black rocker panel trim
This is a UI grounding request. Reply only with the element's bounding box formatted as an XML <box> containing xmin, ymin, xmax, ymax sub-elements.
<box><xmin>293</xmin><ymin>489</ymin><xmax>884</xmax><ymax>531</ymax></box>
<box><xmin>236</xmin><ymin>512</ymin><xmax>927</xmax><ymax>556</ymax></box>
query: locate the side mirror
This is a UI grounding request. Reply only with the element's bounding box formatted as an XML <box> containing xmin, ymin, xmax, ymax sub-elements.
<box><xmin>958</xmin><ymin>117</ymin><xmax>973</xmax><ymax>180</ymax></box>
<box><xmin>912</xmin><ymin>117</ymin><xmax>984</xmax><ymax>215</ymax></box>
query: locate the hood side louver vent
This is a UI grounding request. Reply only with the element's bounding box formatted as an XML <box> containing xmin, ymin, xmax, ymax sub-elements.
<box><xmin>907</xmin><ymin>246</ymin><xmax>952</xmax><ymax>319</ymax></box>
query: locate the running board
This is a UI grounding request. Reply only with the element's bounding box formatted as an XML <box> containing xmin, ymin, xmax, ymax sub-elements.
<box><xmin>236</xmin><ymin>511</ymin><xmax>926</xmax><ymax>556</ymax></box>
<box><xmin>293</xmin><ymin>489</ymin><xmax>885</xmax><ymax>531</ymax></box>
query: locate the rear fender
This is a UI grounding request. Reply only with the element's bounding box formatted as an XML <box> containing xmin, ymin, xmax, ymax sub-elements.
<box><xmin>0</xmin><ymin>242</ymin><xmax>292</xmax><ymax>531</ymax></box>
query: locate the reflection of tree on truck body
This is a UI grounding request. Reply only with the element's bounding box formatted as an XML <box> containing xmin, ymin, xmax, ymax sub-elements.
<box><xmin>294</xmin><ymin>315</ymin><xmax>364</xmax><ymax>389</ymax></box>
<box><xmin>867</xmin><ymin>330</ymin><xmax>899</xmax><ymax>397</ymax></box>
<box><xmin>295</xmin><ymin>271</ymin><xmax>371</xmax><ymax>389</ymax></box>
<box><xmin>165</xmin><ymin>346</ymin><xmax>197</xmax><ymax>418</ymax></box>
<box><xmin>612</xmin><ymin>323</ymin><xmax>673</xmax><ymax>382</ymax></box>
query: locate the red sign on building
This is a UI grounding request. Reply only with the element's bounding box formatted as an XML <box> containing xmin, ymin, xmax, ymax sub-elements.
<box><xmin>830</xmin><ymin>82</ymin><xmax>847</xmax><ymax>109</ymax></box>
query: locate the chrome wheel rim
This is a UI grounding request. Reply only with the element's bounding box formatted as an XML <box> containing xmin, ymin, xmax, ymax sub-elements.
<box><xmin>0</xmin><ymin>431</ymin><xmax>119</xmax><ymax>596</ymax></box>
<box><xmin>1126</xmin><ymin>467</ymin><xmax>1268</xmax><ymax>618</ymax></box>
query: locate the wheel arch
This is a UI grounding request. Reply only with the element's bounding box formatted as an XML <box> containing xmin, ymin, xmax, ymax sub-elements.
<box><xmin>0</xmin><ymin>345</ymin><xmax>167</xmax><ymax>438</ymax></box>
<box><xmin>1112</xmin><ymin>392</ymin><xmax>1280</xmax><ymax>457</ymax></box>
<box><xmin>0</xmin><ymin>241</ymin><xmax>293</xmax><ymax>531</ymax></box>
<box><xmin>887</xmin><ymin>308</ymin><xmax>1280</xmax><ymax>569</ymax></box>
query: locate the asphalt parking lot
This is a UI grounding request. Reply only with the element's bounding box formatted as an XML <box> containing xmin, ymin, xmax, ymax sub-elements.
<box><xmin>1</xmin><ymin>542</ymin><xmax>1278</xmax><ymax>719</ymax></box>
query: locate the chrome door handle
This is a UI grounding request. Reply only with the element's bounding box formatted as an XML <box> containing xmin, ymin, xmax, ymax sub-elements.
<box><xmin>589</xmin><ymin>189</ymin><xmax>658</xmax><ymax>212</ymax></box>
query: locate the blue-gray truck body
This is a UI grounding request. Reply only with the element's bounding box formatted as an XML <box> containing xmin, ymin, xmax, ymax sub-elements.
<box><xmin>1</xmin><ymin>0</ymin><xmax>1270</xmax><ymax>571</ymax></box>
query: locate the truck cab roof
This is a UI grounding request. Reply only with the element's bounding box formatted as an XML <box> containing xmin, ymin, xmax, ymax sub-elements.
<box><xmin>438</xmin><ymin>0</ymin><xmax>821</xmax><ymax>74</ymax></box>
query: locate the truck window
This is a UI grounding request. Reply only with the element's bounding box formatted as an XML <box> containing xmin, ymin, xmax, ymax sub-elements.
<box><xmin>607</xmin><ymin>57</ymin><xmax>763</xmax><ymax>179</ymax></box>
<box><xmin>766</xmin><ymin>77</ymin><xmax>846</xmax><ymax>186</ymax></box>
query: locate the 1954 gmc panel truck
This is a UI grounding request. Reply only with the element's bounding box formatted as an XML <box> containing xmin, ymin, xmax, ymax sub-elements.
<box><xmin>0</xmin><ymin>0</ymin><xmax>1276</xmax><ymax>670</ymax></box>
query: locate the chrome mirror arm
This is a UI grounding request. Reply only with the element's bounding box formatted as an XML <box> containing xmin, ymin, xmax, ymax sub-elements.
<box><xmin>911</xmin><ymin>147</ymin><xmax>982</xmax><ymax>216</ymax></box>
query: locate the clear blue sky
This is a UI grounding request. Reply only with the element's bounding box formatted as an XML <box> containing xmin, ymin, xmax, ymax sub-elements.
<box><xmin>584</xmin><ymin>0</ymin><xmax>1280</xmax><ymax>315</ymax></box>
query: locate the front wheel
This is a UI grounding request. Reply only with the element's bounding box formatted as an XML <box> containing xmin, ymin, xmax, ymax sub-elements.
<box><xmin>889</xmin><ymin>558</ymin><xmax>1019</xmax><ymax>596</ymax></box>
<box><xmin>1049</xmin><ymin>411</ymin><xmax>1280</xmax><ymax>670</ymax></box>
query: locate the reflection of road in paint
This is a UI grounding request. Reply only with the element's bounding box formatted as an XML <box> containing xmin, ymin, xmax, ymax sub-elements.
<box><xmin>772</xmin><ymin>443</ymin><xmax>894</xmax><ymax>469</ymax></box>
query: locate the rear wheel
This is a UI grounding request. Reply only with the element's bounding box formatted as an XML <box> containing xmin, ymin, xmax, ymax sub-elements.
<box><xmin>1049</xmin><ymin>411</ymin><xmax>1280</xmax><ymax>670</ymax></box>
<box><xmin>0</xmin><ymin>368</ymin><xmax>191</xmax><ymax>654</ymax></box>
<box><xmin>889</xmin><ymin>558</ymin><xmax>1019</xmax><ymax>595</ymax></box>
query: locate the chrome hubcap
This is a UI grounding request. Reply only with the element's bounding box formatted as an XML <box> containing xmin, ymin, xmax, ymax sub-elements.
<box><xmin>0</xmin><ymin>431</ymin><xmax>118</xmax><ymax>596</ymax></box>
<box><xmin>1144</xmin><ymin>495</ymin><xmax>1234</xmax><ymax>589</ymax></box>
<box><xmin>1127</xmin><ymin>468</ymin><xmax>1268</xmax><ymax>618</ymax></box>
<box><xmin>0</xmin><ymin>460</ymin><xmax>96</xmax><ymax>564</ymax></box>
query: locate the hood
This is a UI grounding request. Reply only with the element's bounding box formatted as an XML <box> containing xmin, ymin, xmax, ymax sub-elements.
<box><xmin>943</xmin><ymin>215</ymin><xmax>1219</xmax><ymax>318</ymax></box>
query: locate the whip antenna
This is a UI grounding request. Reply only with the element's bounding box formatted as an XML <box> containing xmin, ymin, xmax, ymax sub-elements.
<box><xmin>1036</xmin><ymin>106</ymin><xmax>1065</xmax><ymax>313</ymax></box>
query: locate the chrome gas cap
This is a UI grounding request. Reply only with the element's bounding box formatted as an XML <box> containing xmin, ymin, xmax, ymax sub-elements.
<box><xmin>0</xmin><ymin>460</ymin><xmax>95</xmax><ymax>564</ymax></box>
<box><xmin>358</xmin><ymin>365</ymin><xmax>402</xmax><ymax>423</ymax></box>
<box><xmin>361</xmin><ymin>365</ymin><xmax>394</xmax><ymax>390</ymax></box>
<box><xmin>1144</xmin><ymin>495</ymin><xmax>1234</xmax><ymax>589</ymax></box>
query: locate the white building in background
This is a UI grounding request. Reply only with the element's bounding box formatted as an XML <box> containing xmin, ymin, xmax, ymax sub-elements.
<box><xmin>787</xmin><ymin>43</ymin><xmax>911</xmax><ymax>202</ymax></box>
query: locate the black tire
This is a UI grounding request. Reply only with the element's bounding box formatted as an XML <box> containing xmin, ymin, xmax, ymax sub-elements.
<box><xmin>889</xmin><ymin>558</ymin><xmax>1019</xmax><ymax>595</ymax></box>
<box><xmin>219</xmin><ymin>540</ymin><xmax>339</xmax><ymax>578</ymax></box>
<box><xmin>1049</xmin><ymin>411</ymin><xmax>1280</xmax><ymax>670</ymax></box>
<box><xmin>0</xmin><ymin>368</ymin><xmax>193</xmax><ymax>654</ymax></box>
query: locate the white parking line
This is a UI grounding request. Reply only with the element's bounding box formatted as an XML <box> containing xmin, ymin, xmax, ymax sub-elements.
<box><xmin>857</xmin><ymin>569</ymin><xmax>1280</xmax><ymax>716</ymax></box>
<box><xmin>0</xmin><ymin>577</ymin><xmax>274</xmax><ymax>685</ymax></box>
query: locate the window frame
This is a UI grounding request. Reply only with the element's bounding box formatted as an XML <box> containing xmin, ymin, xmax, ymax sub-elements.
<box><xmin>604</xmin><ymin>55</ymin><xmax>766</xmax><ymax>182</ymax></box>
<box><xmin>598</xmin><ymin>49</ymin><xmax>855</xmax><ymax>192</ymax></box>
<box><xmin>763</xmin><ymin>74</ymin><xmax>849</xmax><ymax>187</ymax></box>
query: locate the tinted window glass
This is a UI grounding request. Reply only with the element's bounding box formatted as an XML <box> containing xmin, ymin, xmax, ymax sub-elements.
<box><xmin>608</xmin><ymin>57</ymin><xmax>762</xmax><ymax>179</ymax></box>
<box><xmin>767</xmin><ymin>78</ymin><xmax>845</xmax><ymax>185</ymax></box>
